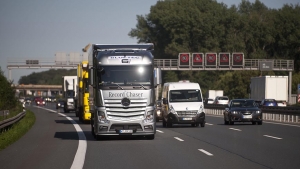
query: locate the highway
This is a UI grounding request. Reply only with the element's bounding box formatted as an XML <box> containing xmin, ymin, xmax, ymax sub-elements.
<box><xmin>0</xmin><ymin>103</ymin><xmax>300</xmax><ymax>169</ymax></box>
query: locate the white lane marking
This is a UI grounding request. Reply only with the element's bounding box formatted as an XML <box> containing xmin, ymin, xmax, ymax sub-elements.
<box><xmin>156</xmin><ymin>130</ymin><xmax>164</xmax><ymax>133</ymax></box>
<box><xmin>174</xmin><ymin>137</ymin><xmax>184</xmax><ymax>141</ymax></box>
<box><xmin>263</xmin><ymin>135</ymin><xmax>283</xmax><ymax>140</ymax></box>
<box><xmin>229</xmin><ymin>128</ymin><xmax>241</xmax><ymax>131</ymax></box>
<box><xmin>198</xmin><ymin>149</ymin><xmax>213</xmax><ymax>156</ymax></box>
<box><xmin>33</xmin><ymin>106</ymin><xmax>86</xmax><ymax>169</ymax></box>
<box><xmin>206</xmin><ymin>123</ymin><xmax>213</xmax><ymax>125</ymax></box>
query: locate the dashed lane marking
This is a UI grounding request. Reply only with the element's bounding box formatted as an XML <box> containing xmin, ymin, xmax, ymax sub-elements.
<box><xmin>198</xmin><ymin>149</ymin><xmax>213</xmax><ymax>156</ymax></box>
<box><xmin>263</xmin><ymin>135</ymin><xmax>283</xmax><ymax>140</ymax></box>
<box><xmin>174</xmin><ymin>137</ymin><xmax>184</xmax><ymax>141</ymax></box>
<box><xmin>229</xmin><ymin>128</ymin><xmax>242</xmax><ymax>131</ymax></box>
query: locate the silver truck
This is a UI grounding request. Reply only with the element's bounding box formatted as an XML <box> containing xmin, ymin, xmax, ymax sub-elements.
<box><xmin>88</xmin><ymin>44</ymin><xmax>158</xmax><ymax>140</ymax></box>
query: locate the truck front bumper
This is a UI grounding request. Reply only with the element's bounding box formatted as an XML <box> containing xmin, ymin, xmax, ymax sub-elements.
<box><xmin>95</xmin><ymin>120</ymin><xmax>156</xmax><ymax>136</ymax></box>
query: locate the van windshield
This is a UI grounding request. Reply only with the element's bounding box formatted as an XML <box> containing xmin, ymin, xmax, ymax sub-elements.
<box><xmin>169</xmin><ymin>90</ymin><xmax>202</xmax><ymax>102</ymax></box>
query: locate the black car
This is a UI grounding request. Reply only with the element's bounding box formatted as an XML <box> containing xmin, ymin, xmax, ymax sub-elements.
<box><xmin>223</xmin><ymin>99</ymin><xmax>262</xmax><ymax>125</ymax></box>
<box><xmin>56</xmin><ymin>99</ymin><xmax>65</xmax><ymax>109</ymax></box>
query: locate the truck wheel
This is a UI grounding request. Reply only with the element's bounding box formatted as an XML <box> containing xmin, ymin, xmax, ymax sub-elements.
<box><xmin>200</xmin><ymin>122</ymin><xmax>205</xmax><ymax>127</ymax></box>
<box><xmin>162</xmin><ymin>118</ymin><xmax>166</xmax><ymax>127</ymax></box>
<box><xmin>167</xmin><ymin>121</ymin><xmax>172</xmax><ymax>128</ymax></box>
<box><xmin>146</xmin><ymin>134</ymin><xmax>155</xmax><ymax>140</ymax></box>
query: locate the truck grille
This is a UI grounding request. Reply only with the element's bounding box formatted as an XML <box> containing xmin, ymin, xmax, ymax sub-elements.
<box><xmin>104</xmin><ymin>99</ymin><xmax>147</xmax><ymax>120</ymax></box>
<box><xmin>177</xmin><ymin>111</ymin><xmax>198</xmax><ymax>117</ymax></box>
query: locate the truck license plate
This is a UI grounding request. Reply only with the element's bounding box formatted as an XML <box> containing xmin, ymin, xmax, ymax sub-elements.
<box><xmin>243</xmin><ymin>115</ymin><xmax>252</xmax><ymax>119</ymax></box>
<box><xmin>119</xmin><ymin>130</ymin><xmax>133</xmax><ymax>134</ymax></box>
<box><xmin>183</xmin><ymin>118</ymin><xmax>192</xmax><ymax>120</ymax></box>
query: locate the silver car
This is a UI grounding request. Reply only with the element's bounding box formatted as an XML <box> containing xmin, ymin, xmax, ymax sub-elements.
<box><xmin>213</xmin><ymin>96</ymin><xmax>229</xmax><ymax>105</ymax></box>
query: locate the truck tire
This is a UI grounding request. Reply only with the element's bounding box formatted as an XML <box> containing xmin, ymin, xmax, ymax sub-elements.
<box><xmin>200</xmin><ymin>122</ymin><xmax>205</xmax><ymax>127</ymax></box>
<box><xmin>146</xmin><ymin>134</ymin><xmax>155</xmax><ymax>140</ymax></box>
<box><xmin>167</xmin><ymin>121</ymin><xmax>172</xmax><ymax>128</ymax></box>
<box><xmin>162</xmin><ymin>118</ymin><xmax>166</xmax><ymax>127</ymax></box>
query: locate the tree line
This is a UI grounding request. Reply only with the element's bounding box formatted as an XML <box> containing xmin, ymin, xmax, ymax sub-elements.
<box><xmin>18</xmin><ymin>69</ymin><xmax>76</xmax><ymax>85</ymax></box>
<box><xmin>128</xmin><ymin>0</ymin><xmax>300</xmax><ymax>98</ymax></box>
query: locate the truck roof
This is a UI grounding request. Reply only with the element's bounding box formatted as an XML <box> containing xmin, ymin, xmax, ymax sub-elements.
<box><xmin>92</xmin><ymin>44</ymin><xmax>154</xmax><ymax>51</ymax></box>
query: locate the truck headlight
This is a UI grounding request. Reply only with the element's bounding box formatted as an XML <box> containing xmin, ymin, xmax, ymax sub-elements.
<box><xmin>98</xmin><ymin>111</ymin><xmax>109</xmax><ymax>124</ymax></box>
<box><xmin>144</xmin><ymin>110</ymin><xmax>154</xmax><ymax>123</ymax></box>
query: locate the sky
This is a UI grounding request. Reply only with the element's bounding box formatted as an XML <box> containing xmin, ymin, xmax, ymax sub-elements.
<box><xmin>1</xmin><ymin>0</ymin><xmax>299</xmax><ymax>85</ymax></box>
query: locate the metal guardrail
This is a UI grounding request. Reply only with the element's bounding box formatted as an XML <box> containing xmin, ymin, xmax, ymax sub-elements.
<box><xmin>204</xmin><ymin>104</ymin><xmax>300</xmax><ymax>123</ymax></box>
<box><xmin>0</xmin><ymin>111</ymin><xmax>26</xmax><ymax>132</ymax></box>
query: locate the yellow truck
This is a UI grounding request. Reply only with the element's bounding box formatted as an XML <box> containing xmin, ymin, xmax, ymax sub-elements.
<box><xmin>76</xmin><ymin>61</ymin><xmax>91</xmax><ymax>123</ymax></box>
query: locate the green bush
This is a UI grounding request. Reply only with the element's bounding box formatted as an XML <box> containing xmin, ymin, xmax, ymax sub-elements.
<box><xmin>0</xmin><ymin>67</ymin><xmax>18</xmax><ymax>110</ymax></box>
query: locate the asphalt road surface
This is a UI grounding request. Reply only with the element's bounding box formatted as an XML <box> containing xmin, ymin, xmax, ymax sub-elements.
<box><xmin>0</xmin><ymin>103</ymin><xmax>299</xmax><ymax>169</ymax></box>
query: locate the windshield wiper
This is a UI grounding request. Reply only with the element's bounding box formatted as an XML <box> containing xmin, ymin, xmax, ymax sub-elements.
<box><xmin>113</xmin><ymin>83</ymin><xmax>123</xmax><ymax>90</ymax></box>
<box><xmin>139</xmin><ymin>83</ymin><xmax>146</xmax><ymax>90</ymax></box>
<box><xmin>132</xmin><ymin>83</ymin><xmax>147</xmax><ymax>90</ymax></box>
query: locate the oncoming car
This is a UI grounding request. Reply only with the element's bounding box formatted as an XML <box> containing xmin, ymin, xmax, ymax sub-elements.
<box><xmin>223</xmin><ymin>99</ymin><xmax>262</xmax><ymax>125</ymax></box>
<box><xmin>35</xmin><ymin>98</ymin><xmax>46</xmax><ymax>106</ymax></box>
<box><xmin>56</xmin><ymin>100</ymin><xmax>65</xmax><ymax>109</ymax></box>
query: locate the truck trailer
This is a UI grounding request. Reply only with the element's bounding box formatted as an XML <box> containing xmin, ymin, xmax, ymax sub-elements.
<box><xmin>88</xmin><ymin>44</ymin><xmax>158</xmax><ymax>140</ymax></box>
<box><xmin>76</xmin><ymin>61</ymin><xmax>91</xmax><ymax>123</ymax></box>
<box><xmin>62</xmin><ymin>76</ymin><xmax>77</xmax><ymax>113</ymax></box>
<box><xmin>206</xmin><ymin>90</ymin><xmax>223</xmax><ymax>103</ymax></box>
<box><xmin>250</xmin><ymin>76</ymin><xmax>288</xmax><ymax>103</ymax></box>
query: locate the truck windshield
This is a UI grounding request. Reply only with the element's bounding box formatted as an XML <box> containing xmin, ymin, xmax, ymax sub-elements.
<box><xmin>169</xmin><ymin>90</ymin><xmax>202</xmax><ymax>102</ymax></box>
<box><xmin>98</xmin><ymin>65</ymin><xmax>153</xmax><ymax>86</ymax></box>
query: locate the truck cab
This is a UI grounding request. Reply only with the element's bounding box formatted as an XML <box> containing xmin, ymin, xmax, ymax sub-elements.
<box><xmin>89</xmin><ymin>44</ymin><xmax>157</xmax><ymax>140</ymax></box>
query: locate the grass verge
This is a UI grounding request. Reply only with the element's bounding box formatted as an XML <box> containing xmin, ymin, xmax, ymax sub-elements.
<box><xmin>0</xmin><ymin>109</ymin><xmax>36</xmax><ymax>151</ymax></box>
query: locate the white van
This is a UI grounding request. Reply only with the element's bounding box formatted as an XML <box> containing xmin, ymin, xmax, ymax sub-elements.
<box><xmin>161</xmin><ymin>81</ymin><xmax>205</xmax><ymax>127</ymax></box>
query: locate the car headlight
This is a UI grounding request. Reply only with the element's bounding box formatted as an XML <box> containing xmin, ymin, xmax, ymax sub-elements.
<box><xmin>144</xmin><ymin>110</ymin><xmax>154</xmax><ymax>123</ymax></box>
<box><xmin>256</xmin><ymin>110</ymin><xmax>261</xmax><ymax>114</ymax></box>
<box><xmin>197</xmin><ymin>105</ymin><xmax>204</xmax><ymax>114</ymax></box>
<box><xmin>58</xmin><ymin>103</ymin><xmax>61</xmax><ymax>106</ymax></box>
<box><xmin>232</xmin><ymin>111</ymin><xmax>238</xmax><ymax>114</ymax></box>
<box><xmin>156</xmin><ymin>110</ymin><xmax>161</xmax><ymax>116</ymax></box>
